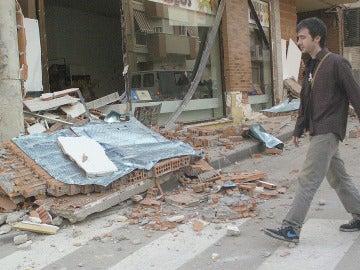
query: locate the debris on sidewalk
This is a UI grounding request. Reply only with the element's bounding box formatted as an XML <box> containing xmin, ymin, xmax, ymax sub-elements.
<box><xmin>13</xmin><ymin>221</ymin><xmax>59</xmax><ymax>235</ymax></box>
<box><xmin>0</xmin><ymin>87</ymin><xmax>294</xmax><ymax>240</ymax></box>
<box><xmin>226</xmin><ymin>225</ymin><xmax>241</xmax><ymax>236</ymax></box>
<box><xmin>265</xmin><ymin>147</ymin><xmax>283</xmax><ymax>155</ymax></box>
<box><xmin>244</xmin><ymin>123</ymin><xmax>284</xmax><ymax>151</ymax></box>
<box><xmin>261</xmin><ymin>98</ymin><xmax>299</xmax><ymax>118</ymax></box>
<box><xmin>193</xmin><ymin>219</ymin><xmax>209</xmax><ymax>233</ymax></box>
<box><xmin>257</xmin><ymin>180</ymin><xmax>277</xmax><ymax>190</ymax></box>
<box><xmin>348</xmin><ymin>127</ymin><xmax>360</xmax><ymax>138</ymax></box>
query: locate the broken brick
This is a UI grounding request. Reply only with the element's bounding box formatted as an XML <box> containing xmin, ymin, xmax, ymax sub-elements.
<box><xmin>257</xmin><ymin>180</ymin><xmax>277</xmax><ymax>190</ymax></box>
<box><xmin>153</xmin><ymin>160</ymin><xmax>172</xmax><ymax>177</ymax></box>
<box><xmin>251</xmin><ymin>153</ymin><xmax>263</xmax><ymax>159</ymax></box>
<box><xmin>140</xmin><ymin>198</ymin><xmax>161</xmax><ymax>209</ymax></box>
<box><xmin>192</xmin><ymin>184</ymin><xmax>205</xmax><ymax>193</ymax></box>
<box><xmin>193</xmin><ymin>219</ymin><xmax>207</xmax><ymax>232</ymax></box>
<box><xmin>349</xmin><ymin>128</ymin><xmax>360</xmax><ymax>138</ymax></box>
<box><xmin>146</xmin><ymin>187</ymin><xmax>159</xmax><ymax>198</ymax></box>
<box><xmin>0</xmin><ymin>195</ymin><xmax>17</xmax><ymax>211</ymax></box>
<box><xmin>35</xmin><ymin>205</ymin><xmax>52</xmax><ymax>224</ymax></box>
<box><xmin>265</xmin><ymin>147</ymin><xmax>283</xmax><ymax>155</ymax></box>
<box><xmin>237</xmin><ymin>183</ymin><xmax>256</xmax><ymax>197</ymax></box>
<box><xmin>277</xmin><ymin>187</ymin><xmax>287</xmax><ymax>194</ymax></box>
<box><xmin>257</xmin><ymin>192</ymin><xmax>277</xmax><ymax>199</ymax></box>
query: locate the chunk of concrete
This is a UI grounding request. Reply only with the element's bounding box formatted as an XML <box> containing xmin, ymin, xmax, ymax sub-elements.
<box><xmin>14</xmin><ymin>234</ymin><xmax>28</xmax><ymax>245</ymax></box>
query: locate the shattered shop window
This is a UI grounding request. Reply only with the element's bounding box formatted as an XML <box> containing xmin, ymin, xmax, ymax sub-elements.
<box><xmin>344</xmin><ymin>8</ymin><xmax>360</xmax><ymax>47</ymax></box>
<box><xmin>248</xmin><ymin>0</ymin><xmax>272</xmax><ymax>97</ymax></box>
<box><xmin>131</xmin><ymin>74</ymin><xmax>141</xmax><ymax>88</ymax></box>
<box><xmin>143</xmin><ymin>73</ymin><xmax>154</xmax><ymax>87</ymax></box>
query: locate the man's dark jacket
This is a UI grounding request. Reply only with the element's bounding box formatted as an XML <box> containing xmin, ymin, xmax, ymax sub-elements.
<box><xmin>293</xmin><ymin>48</ymin><xmax>360</xmax><ymax>140</ymax></box>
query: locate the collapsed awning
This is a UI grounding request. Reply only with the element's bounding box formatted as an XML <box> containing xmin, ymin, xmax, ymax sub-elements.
<box><xmin>134</xmin><ymin>10</ymin><xmax>153</xmax><ymax>33</ymax></box>
<box><xmin>12</xmin><ymin>118</ymin><xmax>200</xmax><ymax>187</ymax></box>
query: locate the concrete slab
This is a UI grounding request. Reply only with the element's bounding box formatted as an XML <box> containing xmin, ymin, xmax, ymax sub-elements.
<box><xmin>36</xmin><ymin>179</ymin><xmax>155</xmax><ymax>223</ymax></box>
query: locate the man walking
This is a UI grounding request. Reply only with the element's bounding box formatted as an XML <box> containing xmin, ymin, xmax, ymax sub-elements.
<box><xmin>264</xmin><ymin>17</ymin><xmax>360</xmax><ymax>243</ymax></box>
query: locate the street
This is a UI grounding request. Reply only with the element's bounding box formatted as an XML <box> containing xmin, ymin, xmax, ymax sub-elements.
<box><xmin>1</xmin><ymin>117</ymin><xmax>360</xmax><ymax>270</ymax></box>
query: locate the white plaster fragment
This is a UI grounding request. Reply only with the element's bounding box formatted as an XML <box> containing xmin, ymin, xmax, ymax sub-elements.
<box><xmin>57</xmin><ymin>136</ymin><xmax>118</xmax><ymax>177</ymax></box>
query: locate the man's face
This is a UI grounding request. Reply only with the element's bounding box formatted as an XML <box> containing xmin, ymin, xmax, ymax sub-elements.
<box><xmin>297</xmin><ymin>28</ymin><xmax>320</xmax><ymax>55</ymax></box>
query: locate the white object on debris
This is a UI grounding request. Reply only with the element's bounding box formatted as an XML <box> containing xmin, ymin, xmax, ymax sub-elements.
<box><xmin>14</xmin><ymin>234</ymin><xmax>28</xmax><ymax>245</ymax></box>
<box><xmin>27</xmin><ymin>123</ymin><xmax>46</xmax><ymax>134</ymax></box>
<box><xmin>166</xmin><ymin>215</ymin><xmax>186</xmax><ymax>223</ymax></box>
<box><xmin>318</xmin><ymin>200</ymin><xmax>326</xmax><ymax>205</ymax></box>
<box><xmin>40</xmin><ymin>88</ymin><xmax>79</xmax><ymax>100</ymax></box>
<box><xmin>211</xmin><ymin>253</ymin><xmax>220</xmax><ymax>260</ymax></box>
<box><xmin>23</xmin><ymin>95</ymin><xmax>79</xmax><ymax>112</ymax></box>
<box><xmin>226</xmin><ymin>225</ymin><xmax>241</xmax><ymax>236</ymax></box>
<box><xmin>61</xmin><ymin>102</ymin><xmax>86</xmax><ymax>118</ymax></box>
<box><xmin>57</xmin><ymin>136</ymin><xmax>118</xmax><ymax>177</ymax></box>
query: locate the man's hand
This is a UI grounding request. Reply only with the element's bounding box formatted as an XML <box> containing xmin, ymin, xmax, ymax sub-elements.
<box><xmin>292</xmin><ymin>136</ymin><xmax>300</xmax><ymax>147</ymax></box>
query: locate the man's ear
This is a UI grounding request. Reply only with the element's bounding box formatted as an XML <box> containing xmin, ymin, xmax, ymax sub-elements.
<box><xmin>314</xmin><ymin>35</ymin><xmax>321</xmax><ymax>44</ymax></box>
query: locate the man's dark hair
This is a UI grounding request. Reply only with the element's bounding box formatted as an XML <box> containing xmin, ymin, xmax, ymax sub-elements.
<box><xmin>296</xmin><ymin>17</ymin><xmax>327</xmax><ymax>48</ymax></box>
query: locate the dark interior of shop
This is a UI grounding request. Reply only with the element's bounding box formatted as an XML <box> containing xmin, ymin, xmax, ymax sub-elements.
<box><xmin>44</xmin><ymin>0</ymin><xmax>124</xmax><ymax>101</ymax></box>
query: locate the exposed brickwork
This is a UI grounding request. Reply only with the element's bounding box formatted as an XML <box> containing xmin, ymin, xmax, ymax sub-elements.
<box><xmin>153</xmin><ymin>159</ymin><xmax>173</xmax><ymax>177</ymax></box>
<box><xmin>221</xmin><ymin>0</ymin><xmax>252</xmax><ymax>93</ymax></box>
<box><xmin>171</xmin><ymin>157</ymin><xmax>182</xmax><ymax>171</ymax></box>
<box><xmin>298</xmin><ymin>10</ymin><xmax>340</xmax><ymax>54</ymax></box>
<box><xmin>220</xmin><ymin>0</ymin><xmax>299</xmax><ymax>118</ymax></box>
<box><xmin>1</xmin><ymin>141</ymin><xmax>193</xmax><ymax>200</ymax></box>
<box><xmin>296</xmin><ymin>9</ymin><xmax>340</xmax><ymax>85</ymax></box>
<box><xmin>127</xmin><ymin>169</ymin><xmax>149</xmax><ymax>183</ymax></box>
<box><xmin>1</xmin><ymin>142</ymin><xmax>47</xmax><ymax>200</ymax></box>
<box><xmin>280</xmin><ymin>0</ymin><xmax>297</xmax><ymax>42</ymax></box>
<box><xmin>46</xmin><ymin>178</ymin><xmax>67</xmax><ymax>197</ymax></box>
<box><xmin>35</xmin><ymin>205</ymin><xmax>52</xmax><ymax>224</ymax></box>
<box><xmin>180</xmin><ymin>155</ymin><xmax>191</xmax><ymax>167</ymax></box>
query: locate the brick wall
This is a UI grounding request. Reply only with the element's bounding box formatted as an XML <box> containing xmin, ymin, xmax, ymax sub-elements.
<box><xmin>279</xmin><ymin>0</ymin><xmax>297</xmax><ymax>42</ymax></box>
<box><xmin>221</xmin><ymin>0</ymin><xmax>252</xmax><ymax>93</ymax></box>
<box><xmin>221</xmin><ymin>0</ymin><xmax>300</xmax><ymax>94</ymax></box>
<box><xmin>289</xmin><ymin>9</ymin><xmax>339</xmax><ymax>85</ymax></box>
<box><xmin>297</xmin><ymin>10</ymin><xmax>340</xmax><ymax>54</ymax></box>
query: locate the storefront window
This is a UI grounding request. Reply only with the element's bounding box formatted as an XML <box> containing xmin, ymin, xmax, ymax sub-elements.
<box><xmin>128</xmin><ymin>0</ymin><xmax>223</xmax><ymax>123</ymax></box>
<box><xmin>248</xmin><ymin>0</ymin><xmax>272</xmax><ymax>111</ymax></box>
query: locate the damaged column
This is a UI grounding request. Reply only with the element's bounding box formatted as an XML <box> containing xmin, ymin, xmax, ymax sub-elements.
<box><xmin>0</xmin><ymin>0</ymin><xmax>25</xmax><ymax>143</ymax></box>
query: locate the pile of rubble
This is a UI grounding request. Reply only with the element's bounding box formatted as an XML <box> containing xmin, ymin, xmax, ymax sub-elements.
<box><xmin>23</xmin><ymin>88</ymin><xmax>89</xmax><ymax>135</ymax></box>
<box><xmin>123</xmin><ymin>162</ymin><xmax>286</xmax><ymax>234</ymax></box>
<box><xmin>0</xmin><ymin>88</ymin><xmax>291</xmax><ymax>237</ymax></box>
<box><xmin>0</xmin><ymin>153</ymin><xmax>284</xmax><ymax>235</ymax></box>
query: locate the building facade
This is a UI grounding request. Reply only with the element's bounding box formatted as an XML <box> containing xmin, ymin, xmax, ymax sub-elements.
<box><xmin>15</xmin><ymin>0</ymin><xmax>356</xmax><ymax>126</ymax></box>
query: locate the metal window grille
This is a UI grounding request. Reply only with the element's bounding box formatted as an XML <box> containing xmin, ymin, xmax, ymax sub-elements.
<box><xmin>344</xmin><ymin>8</ymin><xmax>360</xmax><ymax>47</ymax></box>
